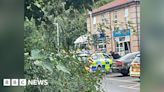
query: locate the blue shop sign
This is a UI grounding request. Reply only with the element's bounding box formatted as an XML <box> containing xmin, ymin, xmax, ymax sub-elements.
<box><xmin>113</xmin><ymin>29</ymin><xmax>130</xmax><ymax>37</ymax></box>
<box><xmin>98</xmin><ymin>32</ymin><xmax>105</xmax><ymax>42</ymax></box>
<box><xmin>99</xmin><ymin>32</ymin><xmax>105</xmax><ymax>38</ymax></box>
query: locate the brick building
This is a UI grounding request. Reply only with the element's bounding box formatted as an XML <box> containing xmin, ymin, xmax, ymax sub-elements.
<box><xmin>87</xmin><ymin>0</ymin><xmax>140</xmax><ymax>55</ymax></box>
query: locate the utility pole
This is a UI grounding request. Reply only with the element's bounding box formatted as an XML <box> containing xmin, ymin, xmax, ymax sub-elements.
<box><xmin>88</xmin><ymin>11</ymin><xmax>93</xmax><ymax>50</ymax></box>
<box><xmin>135</xmin><ymin>3</ymin><xmax>140</xmax><ymax>51</ymax></box>
<box><xmin>54</xmin><ymin>22</ymin><xmax>60</xmax><ymax>54</ymax></box>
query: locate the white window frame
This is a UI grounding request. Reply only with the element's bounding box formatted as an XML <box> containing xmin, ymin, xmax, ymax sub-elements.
<box><xmin>93</xmin><ymin>16</ymin><xmax>96</xmax><ymax>24</ymax></box>
<box><xmin>125</xmin><ymin>8</ymin><xmax>129</xmax><ymax>22</ymax></box>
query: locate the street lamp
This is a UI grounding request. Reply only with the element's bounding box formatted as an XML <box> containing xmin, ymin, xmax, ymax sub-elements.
<box><xmin>53</xmin><ymin>22</ymin><xmax>60</xmax><ymax>54</ymax></box>
<box><xmin>88</xmin><ymin>11</ymin><xmax>93</xmax><ymax>50</ymax></box>
<box><xmin>88</xmin><ymin>11</ymin><xmax>93</xmax><ymax>34</ymax></box>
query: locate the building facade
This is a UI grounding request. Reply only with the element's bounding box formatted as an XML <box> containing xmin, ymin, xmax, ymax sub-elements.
<box><xmin>87</xmin><ymin>0</ymin><xmax>140</xmax><ymax>55</ymax></box>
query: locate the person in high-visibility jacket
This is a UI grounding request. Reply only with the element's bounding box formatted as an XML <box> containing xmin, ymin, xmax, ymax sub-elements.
<box><xmin>88</xmin><ymin>53</ymin><xmax>113</xmax><ymax>72</ymax></box>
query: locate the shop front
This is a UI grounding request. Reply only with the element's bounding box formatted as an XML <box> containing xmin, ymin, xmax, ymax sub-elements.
<box><xmin>113</xmin><ymin>29</ymin><xmax>131</xmax><ymax>56</ymax></box>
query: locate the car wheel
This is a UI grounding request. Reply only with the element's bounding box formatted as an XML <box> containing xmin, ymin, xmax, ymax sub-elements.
<box><xmin>97</xmin><ymin>65</ymin><xmax>101</xmax><ymax>70</ymax></box>
<box><xmin>121</xmin><ymin>69</ymin><xmax>129</xmax><ymax>76</ymax></box>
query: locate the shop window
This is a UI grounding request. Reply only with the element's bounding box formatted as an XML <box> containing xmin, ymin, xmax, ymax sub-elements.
<box><xmin>119</xmin><ymin>37</ymin><xmax>125</xmax><ymax>42</ymax></box>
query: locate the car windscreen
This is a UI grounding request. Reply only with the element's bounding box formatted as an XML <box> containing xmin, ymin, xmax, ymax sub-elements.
<box><xmin>103</xmin><ymin>53</ymin><xmax>113</xmax><ymax>59</ymax></box>
<box><xmin>120</xmin><ymin>53</ymin><xmax>138</xmax><ymax>60</ymax></box>
<box><xmin>77</xmin><ymin>56</ymin><xmax>88</xmax><ymax>62</ymax></box>
<box><xmin>92</xmin><ymin>54</ymin><xmax>105</xmax><ymax>60</ymax></box>
<box><xmin>133</xmin><ymin>56</ymin><xmax>140</xmax><ymax>63</ymax></box>
<box><xmin>104</xmin><ymin>55</ymin><xmax>109</xmax><ymax>58</ymax></box>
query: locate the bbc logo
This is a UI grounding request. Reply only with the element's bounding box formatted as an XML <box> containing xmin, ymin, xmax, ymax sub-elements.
<box><xmin>3</xmin><ymin>79</ymin><xmax>26</xmax><ymax>86</ymax></box>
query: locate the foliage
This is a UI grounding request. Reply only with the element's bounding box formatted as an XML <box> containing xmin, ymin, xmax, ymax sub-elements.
<box><xmin>25</xmin><ymin>0</ymin><xmax>95</xmax><ymax>25</ymax></box>
<box><xmin>64</xmin><ymin>0</ymin><xmax>94</xmax><ymax>12</ymax></box>
<box><xmin>24</xmin><ymin>49</ymin><xmax>103</xmax><ymax>92</ymax></box>
<box><xmin>25</xmin><ymin>0</ymin><xmax>113</xmax><ymax>25</ymax></box>
<box><xmin>92</xmin><ymin>34</ymin><xmax>99</xmax><ymax>45</ymax></box>
<box><xmin>54</xmin><ymin>8</ymin><xmax>87</xmax><ymax>51</ymax></box>
<box><xmin>94</xmin><ymin>0</ymin><xmax>113</xmax><ymax>8</ymax></box>
<box><xmin>24</xmin><ymin>0</ymin><xmax>107</xmax><ymax>92</ymax></box>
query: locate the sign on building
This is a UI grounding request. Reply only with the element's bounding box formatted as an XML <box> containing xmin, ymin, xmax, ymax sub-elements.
<box><xmin>113</xmin><ymin>29</ymin><xmax>131</xmax><ymax>37</ymax></box>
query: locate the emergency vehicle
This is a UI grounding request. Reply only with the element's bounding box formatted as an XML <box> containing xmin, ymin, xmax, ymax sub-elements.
<box><xmin>129</xmin><ymin>54</ymin><xmax>140</xmax><ymax>77</ymax></box>
<box><xmin>88</xmin><ymin>53</ymin><xmax>113</xmax><ymax>72</ymax></box>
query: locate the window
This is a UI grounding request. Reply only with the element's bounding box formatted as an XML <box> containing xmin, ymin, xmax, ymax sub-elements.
<box><xmin>93</xmin><ymin>17</ymin><xmax>96</xmax><ymax>29</ymax></box>
<box><xmin>92</xmin><ymin>54</ymin><xmax>104</xmax><ymax>60</ymax></box>
<box><xmin>104</xmin><ymin>44</ymin><xmax>106</xmax><ymax>48</ymax></box>
<box><xmin>125</xmin><ymin>8</ymin><xmax>129</xmax><ymax>22</ymax></box>
<box><xmin>101</xmin><ymin>13</ymin><xmax>110</xmax><ymax>24</ymax></box>
<box><xmin>119</xmin><ymin>37</ymin><xmax>125</xmax><ymax>42</ymax></box>
<box><xmin>120</xmin><ymin>52</ymin><xmax>139</xmax><ymax>61</ymax></box>
<box><xmin>114</xmin><ymin>20</ymin><xmax>118</xmax><ymax>23</ymax></box>
<box><xmin>125</xmin><ymin>8</ymin><xmax>129</xmax><ymax>17</ymax></box>
<box><xmin>114</xmin><ymin>27</ymin><xmax>119</xmax><ymax>31</ymax></box>
<box><xmin>98</xmin><ymin>44</ymin><xmax>106</xmax><ymax>49</ymax></box>
<box><xmin>113</xmin><ymin>11</ymin><xmax>117</xmax><ymax>19</ymax></box>
<box><xmin>103</xmin><ymin>54</ymin><xmax>110</xmax><ymax>58</ymax></box>
<box><xmin>99</xmin><ymin>44</ymin><xmax>104</xmax><ymax>48</ymax></box>
<box><xmin>113</xmin><ymin>11</ymin><xmax>118</xmax><ymax>23</ymax></box>
<box><xmin>101</xmin><ymin>14</ymin><xmax>106</xmax><ymax>24</ymax></box>
<box><xmin>133</xmin><ymin>56</ymin><xmax>140</xmax><ymax>63</ymax></box>
<box><xmin>93</xmin><ymin>24</ymin><xmax>96</xmax><ymax>29</ymax></box>
<box><xmin>92</xmin><ymin>55</ymin><xmax>98</xmax><ymax>60</ymax></box>
<box><xmin>93</xmin><ymin>17</ymin><xmax>96</xmax><ymax>24</ymax></box>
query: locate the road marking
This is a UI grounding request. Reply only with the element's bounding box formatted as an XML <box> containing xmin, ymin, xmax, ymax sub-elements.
<box><xmin>119</xmin><ymin>83</ymin><xmax>140</xmax><ymax>90</ymax></box>
<box><xmin>108</xmin><ymin>77</ymin><xmax>140</xmax><ymax>90</ymax></box>
<box><xmin>109</xmin><ymin>78</ymin><xmax>140</xmax><ymax>83</ymax></box>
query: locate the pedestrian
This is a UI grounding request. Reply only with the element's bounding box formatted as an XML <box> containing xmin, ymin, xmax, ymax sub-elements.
<box><xmin>110</xmin><ymin>51</ymin><xmax>121</xmax><ymax>59</ymax></box>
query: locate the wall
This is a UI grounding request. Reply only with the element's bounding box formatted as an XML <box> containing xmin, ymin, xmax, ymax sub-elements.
<box><xmin>87</xmin><ymin>2</ymin><xmax>140</xmax><ymax>53</ymax></box>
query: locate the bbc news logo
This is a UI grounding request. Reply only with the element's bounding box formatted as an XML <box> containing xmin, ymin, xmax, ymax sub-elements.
<box><xmin>3</xmin><ymin>79</ymin><xmax>48</xmax><ymax>86</ymax></box>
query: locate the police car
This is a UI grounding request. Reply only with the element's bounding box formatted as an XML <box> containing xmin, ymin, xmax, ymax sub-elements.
<box><xmin>129</xmin><ymin>53</ymin><xmax>140</xmax><ymax>78</ymax></box>
<box><xmin>88</xmin><ymin>53</ymin><xmax>113</xmax><ymax>72</ymax></box>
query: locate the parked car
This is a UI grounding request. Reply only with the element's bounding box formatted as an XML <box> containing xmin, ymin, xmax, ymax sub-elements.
<box><xmin>112</xmin><ymin>52</ymin><xmax>140</xmax><ymax>76</ymax></box>
<box><xmin>88</xmin><ymin>53</ymin><xmax>113</xmax><ymax>73</ymax></box>
<box><xmin>129</xmin><ymin>53</ymin><xmax>140</xmax><ymax>78</ymax></box>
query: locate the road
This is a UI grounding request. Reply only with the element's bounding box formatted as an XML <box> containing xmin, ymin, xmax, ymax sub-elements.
<box><xmin>102</xmin><ymin>73</ymin><xmax>140</xmax><ymax>92</ymax></box>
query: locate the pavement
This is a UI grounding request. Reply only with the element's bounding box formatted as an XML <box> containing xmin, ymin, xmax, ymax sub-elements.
<box><xmin>102</xmin><ymin>73</ymin><xmax>140</xmax><ymax>92</ymax></box>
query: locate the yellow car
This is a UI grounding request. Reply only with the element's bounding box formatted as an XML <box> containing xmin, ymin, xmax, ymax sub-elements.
<box><xmin>129</xmin><ymin>54</ymin><xmax>140</xmax><ymax>77</ymax></box>
<box><xmin>88</xmin><ymin>53</ymin><xmax>113</xmax><ymax>72</ymax></box>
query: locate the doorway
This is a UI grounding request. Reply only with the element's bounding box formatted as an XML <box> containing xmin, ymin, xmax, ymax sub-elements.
<box><xmin>116</xmin><ymin>41</ymin><xmax>131</xmax><ymax>56</ymax></box>
<box><xmin>124</xmin><ymin>42</ymin><xmax>131</xmax><ymax>54</ymax></box>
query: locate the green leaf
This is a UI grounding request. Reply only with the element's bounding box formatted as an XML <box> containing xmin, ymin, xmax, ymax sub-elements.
<box><xmin>56</xmin><ymin>64</ymin><xmax>70</xmax><ymax>74</ymax></box>
<box><xmin>30</xmin><ymin>49</ymin><xmax>41</xmax><ymax>59</ymax></box>
<box><xmin>34</xmin><ymin>60</ymin><xmax>53</xmax><ymax>73</ymax></box>
<box><xmin>43</xmin><ymin>62</ymin><xmax>53</xmax><ymax>73</ymax></box>
<box><xmin>34</xmin><ymin>60</ymin><xmax>43</xmax><ymax>66</ymax></box>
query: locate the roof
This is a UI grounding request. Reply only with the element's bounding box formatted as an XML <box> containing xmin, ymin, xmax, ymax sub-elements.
<box><xmin>92</xmin><ymin>0</ymin><xmax>139</xmax><ymax>14</ymax></box>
